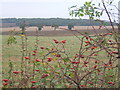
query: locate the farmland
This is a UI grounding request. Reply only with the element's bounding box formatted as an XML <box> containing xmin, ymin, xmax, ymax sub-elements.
<box><xmin>1</xmin><ymin>26</ymin><xmax>118</xmax><ymax>36</ymax></box>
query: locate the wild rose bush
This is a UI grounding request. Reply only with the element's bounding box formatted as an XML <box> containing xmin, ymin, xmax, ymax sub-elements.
<box><xmin>2</xmin><ymin>30</ymin><xmax>119</xmax><ymax>88</ymax></box>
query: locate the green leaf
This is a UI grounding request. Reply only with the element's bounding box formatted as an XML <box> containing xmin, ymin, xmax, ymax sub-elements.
<box><xmin>94</xmin><ymin>7</ymin><xmax>98</xmax><ymax>9</ymax></box>
<box><xmin>63</xmin><ymin>58</ymin><xmax>69</xmax><ymax>62</ymax></box>
<box><xmin>70</xmin><ymin>5</ymin><xmax>77</xmax><ymax>8</ymax></box>
<box><xmin>70</xmin><ymin>73</ymin><xmax>75</xmax><ymax>78</ymax></box>
<box><xmin>110</xmin><ymin>1</ymin><xmax>113</xmax><ymax>4</ymax></box>
<box><xmin>7</xmin><ymin>36</ymin><xmax>17</xmax><ymax>45</ymax></box>
<box><xmin>79</xmin><ymin>13</ymin><xmax>84</xmax><ymax>16</ymax></box>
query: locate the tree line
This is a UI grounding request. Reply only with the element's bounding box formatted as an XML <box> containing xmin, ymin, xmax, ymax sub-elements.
<box><xmin>1</xmin><ymin>18</ymin><xmax>114</xmax><ymax>28</ymax></box>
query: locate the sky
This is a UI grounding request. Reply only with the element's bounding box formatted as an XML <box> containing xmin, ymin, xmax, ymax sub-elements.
<box><xmin>0</xmin><ymin>0</ymin><xmax>119</xmax><ymax>21</ymax></box>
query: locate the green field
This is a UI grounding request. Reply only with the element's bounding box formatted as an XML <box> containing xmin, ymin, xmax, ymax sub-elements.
<box><xmin>2</xmin><ymin>35</ymin><xmax>118</xmax><ymax>88</ymax></box>
<box><xmin>2</xmin><ymin>34</ymin><xmax>117</xmax><ymax>68</ymax></box>
<box><xmin>2</xmin><ymin>35</ymin><xmax>82</xmax><ymax>70</ymax></box>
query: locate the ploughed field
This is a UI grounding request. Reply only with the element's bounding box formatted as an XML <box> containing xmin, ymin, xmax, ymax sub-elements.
<box><xmin>1</xmin><ymin>26</ymin><xmax>118</xmax><ymax>36</ymax></box>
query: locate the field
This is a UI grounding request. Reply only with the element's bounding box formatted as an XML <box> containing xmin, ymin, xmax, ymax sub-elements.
<box><xmin>1</xmin><ymin>26</ymin><xmax>119</xmax><ymax>88</ymax></box>
<box><xmin>1</xmin><ymin>26</ymin><xmax>118</xmax><ymax>36</ymax></box>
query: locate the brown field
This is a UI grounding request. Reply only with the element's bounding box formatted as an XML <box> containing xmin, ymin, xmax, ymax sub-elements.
<box><xmin>1</xmin><ymin>26</ymin><xmax>118</xmax><ymax>36</ymax></box>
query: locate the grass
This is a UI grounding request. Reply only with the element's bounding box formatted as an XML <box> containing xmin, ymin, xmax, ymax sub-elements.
<box><xmin>2</xmin><ymin>34</ymin><xmax>119</xmax><ymax>88</ymax></box>
<box><xmin>2</xmin><ymin>34</ymin><xmax>115</xmax><ymax>68</ymax></box>
<box><xmin>2</xmin><ymin>35</ymin><xmax>110</xmax><ymax>72</ymax></box>
<box><xmin>2</xmin><ymin>35</ymin><xmax>82</xmax><ymax>72</ymax></box>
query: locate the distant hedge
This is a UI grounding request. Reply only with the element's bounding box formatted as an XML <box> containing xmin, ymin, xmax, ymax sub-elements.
<box><xmin>1</xmin><ymin>18</ymin><xmax>114</xmax><ymax>27</ymax></box>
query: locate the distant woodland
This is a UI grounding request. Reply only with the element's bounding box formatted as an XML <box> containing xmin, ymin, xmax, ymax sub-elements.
<box><xmin>0</xmin><ymin>18</ymin><xmax>113</xmax><ymax>27</ymax></box>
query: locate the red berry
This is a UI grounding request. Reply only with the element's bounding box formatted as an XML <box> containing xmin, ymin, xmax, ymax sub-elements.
<box><xmin>79</xmin><ymin>55</ymin><xmax>84</xmax><ymax>58</ymax></box>
<box><xmin>40</xmin><ymin>47</ymin><xmax>44</xmax><ymax>49</ymax></box>
<box><xmin>13</xmin><ymin>71</ymin><xmax>20</xmax><ymax>74</ymax></box>
<box><xmin>32</xmin><ymin>53</ymin><xmax>36</xmax><ymax>56</ymax></box>
<box><xmin>25</xmin><ymin>56</ymin><xmax>29</xmax><ymax>59</ymax></box>
<box><xmin>3</xmin><ymin>79</ymin><xmax>8</xmax><ymax>82</ymax></box>
<box><xmin>105</xmin><ymin>64</ymin><xmax>108</xmax><ymax>67</ymax></box>
<box><xmin>31</xmin><ymin>81</ymin><xmax>37</xmax><ymax>83</ymax></box>
<box><xmin>61</xmin><ymin>40</ymin><xmax>66</xmax><ymax>44</ymax></box>
<box><xmin>3</xmin><ymin>83</ymin><xmax>8</xmax><ymax>86</ymax></box>
<box><xmin>108</xmin><ymin>82</ymin><xmax>114</xmax><ymax>85</ymax></box>
<box><xmin>35</xmin><ymin>69</ymin><xmax>40</xmax><ymax>72</ymax></box>
<box><xmin>36</xmin><ymin>59</ymin><xmax>40</xmax><ymax>62</ymax></box>
<box><xmin>80</xmin><ymin>85</ymin><xmax>86</xmax><ymax>87</ymax></box>
<box><xmin>108</xmin><ymin>67</ymin><xmax>111</xmax><ymax>70</ymax></box>
<box><xmin>74</xmin><ymin>56</ymin><xmax>77</xmax><ymax>58</ymax></box>
<box><xmin>41</xmin><ymin>74</ymin><xmax>48</xmax><ymax>78</ymax></box>
<box><xmin>86</xmin><ymin>37</ymin><xmax>89</xmax><ymax>39</ymax></box>
<box><xmin>94</xmin><ymin>65</ymin><xmax>97</xmax><ymax>69</ymax></box>
<box><xmin>75</xmin><ymin>61</ymin><xmax>79</xmax><ymax>64</ymax></box>
<box><xmin>47</xmin><ymin>57</ymin><xmax>52</xmax><ymax>62</ymax></box>
<box><xmin>89</xmin><ymin>82</ymin><xmax>93</xmax><ymax>85</ymax></box>
<box><xmin>95</xmin><ymin>60</ymin><xmax>98</xmax><ymax>63</ymax></box>
<box><xmin>84</xmin><ymin>61</ymin><xmax>88</xmax><ymax>64</ymax></box>
<box><xmin>109</xmin><ymin>61</ymin><xmax>112</xmax><ymax>64</ymax></box>
<box><xmin>56</xmin><ymin>54</ymin><xmax>61</xmax><ymax>57</ymax></box>
<box><xmin>109</xmin><ymin>75</ymin><xmax>113</xmax><ymax>77</ymax></box>
<box><xmin>85</xmin><ymin>44</ymin><xmax>88</xmax><ymax>46</ymax></box>
<box><xmin>90</xmin><ymin>38</ymin><xmax>93</xmax><ymax>41</ymax></box>
<box><xmin>54</xmin><ymin>40</ymin><xmax>59</xmax><ymax>44</ymax></box>
<box><xmin>32</xmin><ymin>86</ymin><xmax>36</xmax><ymax>88</ymax></box>
<box><xmin>72</xmin><ymin>61</ymin><xmax>79</xmax><ymax>64</ymax></box>
<box><xmin>72</xmin><ymin>61</ymin><xmax>75</xmax><ymax>64</ymax></box>
<box><xmin>109</xmin><ymin>40</ymin><xmax>112</xmax><ymax>42</ymax></box>
<box><xmin>85</xmin><ymin>41</ymin><xmax>90</xmax><ymax>43</ymax></box>
<box><xmin>33</xmin><ymin>51</ymin><xmax>37</xmax><ymax>53</ymax></box>
<box><xmin>97</xmin><ymin>69</ymin><xmax>100</xmax><ymax>72</ymax></box>
<box><xmin>91</xmin><ymin>46</ymin><xmax>95</xmax><ymax>50</ymax></box>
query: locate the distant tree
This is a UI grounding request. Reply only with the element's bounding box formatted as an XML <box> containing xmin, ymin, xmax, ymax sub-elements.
<box><xmin>68</xmin><ymin>24</ymin><xmax>74</xmax><ymax>30</ymax></box>
<box><xmin>37</xmin><ymin>25</ymin><xmax>43</xmax><ymax>31</ymax></box>
<box><xmin>52</xmin><ymin>25</ymin><xmax>59</xmax><ymax>30</ymax></box>
<box><xmin>19</xmin><ymin>21</ymin><xmax>26</xmax><ymax>34</ymax></box>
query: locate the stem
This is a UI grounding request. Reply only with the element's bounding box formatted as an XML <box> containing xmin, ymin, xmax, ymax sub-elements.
<box><xmin>102</xmin><ymin>0</ymin><xmax>115</xmax><ymax>31</ymax></box>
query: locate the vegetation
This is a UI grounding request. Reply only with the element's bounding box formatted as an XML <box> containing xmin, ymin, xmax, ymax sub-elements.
<box><xmin>51</xmin><ymin>25</ymin><xmax>59</xmax><ymax>30</ymax></box>
<box><xmin>1</xmin><ymin>18</ymin><xmax>113</xmax><ymax>28</ymax></box>
<box><xmin>19</xmin><ymin>21</ymin><xmax>26</xmax><ymax>34</ymax></box>
<box><xmin>2</xmin><ymin>0</ymin><xmax>119</xmax><ymax>89</ymax></box>
<box><xmin>37</xmin><ymin>25</ymin><xmax>43</xmax><ymax>31</ymax></box>
<box><xmin>68</xmin><ymin>24</ymin><xmax>74</xmax><ymax>30</ymax></box>
<box><xmin>2</xmin><ymin>32</ymin><xmax>118</xmax><ymax>88</ymax></box>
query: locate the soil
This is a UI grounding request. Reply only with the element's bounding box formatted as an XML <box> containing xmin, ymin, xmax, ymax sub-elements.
<box><xmin>1</xmin><ymin>26</ymin><xmax>118</xmax><ymax>36</ymax></box>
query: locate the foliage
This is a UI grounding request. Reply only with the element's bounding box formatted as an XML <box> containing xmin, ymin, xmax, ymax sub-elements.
<box><xmin>1</xmin><ymin>18</ymin><xmax>113</xmax><ymax>28</ymax></box>
<box><xmin>52</xmin><ymin>25</ymin><xmax>59</xmax><ymax>30</ymax></box>
<box><xmin>7</xmin><ymin>30</ymin><xmax>17</xmax><ymax>45</ymax></box>
<box><xmin>19</xmin><ymin>21</ymin><xmax>26</xmax><ymax>34</ymax></box>
<box><xmin>37</xmin><ymin>25</ymin><xmax>43</xmax><ymax>31</ymax></box>
<box><xmin>68</xmin><ymin>24</ymin><xmax>74</xmax><ymax>30</ymax></box>
<box><xmin>69</xmin><ymin>1</ymin><xmax>103</xmax><ymax>19</ymax></box>
<box><xmin>7</xmin><ymin>36</ymin><xmax>17</xmax><ymax>45</ymax></box>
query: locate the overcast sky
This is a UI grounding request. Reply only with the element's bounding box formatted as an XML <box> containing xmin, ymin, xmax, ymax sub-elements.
<box><xmin>0</xmin><ymin>0</ymin><xmax>119</xmax><ymax>21</ymax></box>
